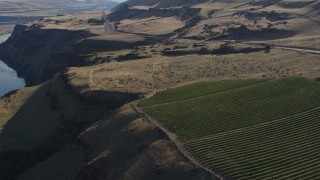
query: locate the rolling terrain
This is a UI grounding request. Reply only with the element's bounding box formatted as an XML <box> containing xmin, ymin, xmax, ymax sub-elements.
<box><xmin>1</xmin><ymin>0</ymin><xmax>320</xmax><ymax>179</ymax></box>
<box><xmin>112</xmin><ymin>0</ymin><xmax>320</xmax><ymax>48</ymax></box>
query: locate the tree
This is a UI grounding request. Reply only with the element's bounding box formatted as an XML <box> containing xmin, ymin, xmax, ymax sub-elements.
<box><xmin>264</xmin><ymin>45</ymin><xmax>272</xmax><ymax>53</ymax></box>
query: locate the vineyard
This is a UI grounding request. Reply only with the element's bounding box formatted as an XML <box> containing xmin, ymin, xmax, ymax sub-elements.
<box><xmin>139</xmin><ymin>77</ymin><xmax>320</xmax><ymax>179</ymax></box>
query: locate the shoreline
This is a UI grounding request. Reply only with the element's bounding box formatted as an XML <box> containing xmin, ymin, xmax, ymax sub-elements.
<box><xmin>0</xmin><ymin>33</ymin><xmax>26</xmax><ymax>97</ymax></box>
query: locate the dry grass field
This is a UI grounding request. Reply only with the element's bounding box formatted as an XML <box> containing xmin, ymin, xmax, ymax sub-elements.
<box><xmin>118</xmin><ymin>17</ymin><xmax>185</xmax><ymax>35</ymax></box>
<box><xmin>66</xmin><ymin>46</ymin><xmax>320</xmax><ymax>97</ymax></box>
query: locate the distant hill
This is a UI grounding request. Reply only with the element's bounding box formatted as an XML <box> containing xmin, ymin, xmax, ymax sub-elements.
<box><xmin>0</xmin><ymin>0</ymin><xmax>119</xmax><ymax>23</ymax></box>
<box><xmin>110</xmin><ymin>0</ymin><xmax>320</xmax><ymax>44</ymax></box>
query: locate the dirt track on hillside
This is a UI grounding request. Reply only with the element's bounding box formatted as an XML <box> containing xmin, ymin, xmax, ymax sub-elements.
<box><xmin>131</xmin><ymin>102</ymin><xmax>224</xmax><ymax>180</ymax></box>
<box><xmin>272</xmin><ymin>45</ymin><xmax>320</xmax><ymax>54</ymax></box>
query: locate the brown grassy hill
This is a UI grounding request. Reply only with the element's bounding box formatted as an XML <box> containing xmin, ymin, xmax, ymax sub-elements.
<box><xmin>109</xmin><ymin>0</ymin><xmax>320</xmax><ymax>48</ymax></box>
<box><xmin>0</xmin><ymin>72</ymin><xmax>216</xmax><ymax>180</ymax></box>
<box><xmin>18</xmin><ymin>104</ymin><xmax>216</xmax><ymax>180</ymax></box>
<box><xmin>0</xmin><ymin>75</ymin><xmax>108</xmax><ymax>179</ymax></box>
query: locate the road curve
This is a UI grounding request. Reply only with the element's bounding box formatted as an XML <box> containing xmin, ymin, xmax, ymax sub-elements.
<box><xmin>131</xmin><ymin>102</ymin><xmax>224</xmax><ymax>180</ymax></box>
<box><xmin>272</xmin><ymin>45</ymin><xmax>320</xmax><ymax>54</ymax></box>
<box><xmin>244</xmin><ymin>41</ymin><xmax>320</xmax><ymax>54</ymax></box>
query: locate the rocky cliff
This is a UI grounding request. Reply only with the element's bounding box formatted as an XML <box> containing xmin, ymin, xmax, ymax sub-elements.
<box><xmin>0</xmin><ymin>25</ymin><xmax>93</xmax><ymax>86</ymax></box>
<box><xmin>0</xmin><ymin>24</ymin><xmax>158</xmax><ymax>86</ymax></box>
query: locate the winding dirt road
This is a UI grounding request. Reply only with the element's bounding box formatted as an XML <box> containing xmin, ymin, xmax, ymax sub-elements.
<box><xmin>131</xmin><ymin>102</ymin><xmax>224</xmax><ymax>180</ymax></box>
<box><xmin>272</xmin><ymin>45</ymin><xmax>320</xmax><ymax>54</ymax></box>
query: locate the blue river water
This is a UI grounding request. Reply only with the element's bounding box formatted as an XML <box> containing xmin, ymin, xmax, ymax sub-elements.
<box><xmin>0</xmin><ymin>33</ymin><xmax>25</xmax><ymax>97</ymax></box>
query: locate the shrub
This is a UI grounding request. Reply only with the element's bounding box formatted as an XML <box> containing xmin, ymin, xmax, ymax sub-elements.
<box><xmin>88</xmin><ymin>18</ymin><xmax>105</xmax><ymax>25</ymax></box>
<box><xmin>213</xmin><ymin>42</ymin><xmax>235</xmax><ymax>54</ymax></box>
<box><xmin>264</xmin><ymin>45</ymin><xmax>272</xmax><ymax>53</ymax></box>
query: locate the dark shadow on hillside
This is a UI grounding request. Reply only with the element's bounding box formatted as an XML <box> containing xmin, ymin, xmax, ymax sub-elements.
<box><xmin>0</xmin><ymin>24</ymin><xmax>165</xmax><ymax>87</ymax></box>
<box><xmin>114</xmin><ymin>0</ymin><xmax>209</xmax><ymax>10</ymax></box>
<box><xmin>234</xmin><ymin>11</ymin><xmax>291</xmax><ymax>22</ymax></box>
<box><xmin>72</xmin><ymin>36</ymin><xmax>163</xmax><ymax>54</ymax></box>
<box><xmin>215</xmin><ymin>25</ymin><xmax>295</xmax><ymax>41</ymax></box>
<box><xmin>108</xmin><ymin>5</ymin><xmax>201</xmax><ymax>22</ymax></box>
<box><xmin>0</xmin><ymin>24</ymin><xmax>95</xmax><ymax>86</ymax></box>
<box><xmin>278</xmin><ymin>1</ymin><xmax>316</xmax><ymax>8</ymax></box>
<box><xmin>249</xmin><ymin>0</ymin><xmax>281</xmax><ymax>7</ymax></box>
<box><xmin>0</xmin><ymin>74</ymin><xmax>141</xmax><ymax>179</ymax></box>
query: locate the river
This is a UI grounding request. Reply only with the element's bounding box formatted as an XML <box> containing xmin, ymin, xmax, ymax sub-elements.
<box><xmin>0</xmin><ymin>33</ymin><xmax>25</xmax><ymax>97</ymax></box>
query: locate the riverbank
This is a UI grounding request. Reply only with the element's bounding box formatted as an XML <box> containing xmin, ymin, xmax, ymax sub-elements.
<box><xmin>0</xmin><ymin>60</ymin><xmax>25</xmax><ymax>96</ymax></box>
<box><xmin>0</xmin><ymin>33</ymin><xmax>25</xmax><ymax>97</ymax></box>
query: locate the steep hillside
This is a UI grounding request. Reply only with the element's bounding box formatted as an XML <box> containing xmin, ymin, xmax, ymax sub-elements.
<box><xmin>0</xmin><ymin>24</ymin><xmax>93</xmax><ymax>86</ymax></box>
<box><xmin>17</xmin><ymin>104</ymin><xmax>216</xmax><ymax>180</ymax></box>
<box><xmin>0</xmin><ymin>74</ymin><xmax>110</xmax><ymax>179</ymax></box>
<box><xmin>0</xmin><ymin>72</ymin><xmax>216</xmax><ymax>180</ymax></box>
<box><xmin>0</xmin><ymin>15</ymin><xmax>160</xmax><ymax>86</ymax></box>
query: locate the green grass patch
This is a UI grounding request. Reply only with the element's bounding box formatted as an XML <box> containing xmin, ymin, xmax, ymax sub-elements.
<box><xmin>139</xmin><ymin>79</ymin><xmax>266</xmax><ymax>106</ymax></box>
<box><xmin>139</xmin><ymin>77</ymin><xmax>320</xmax><ymax>179</ymax></box>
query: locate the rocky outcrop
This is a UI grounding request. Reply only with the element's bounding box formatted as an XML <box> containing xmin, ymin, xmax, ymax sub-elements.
<box><xmin>0</xmin><ymin>24</ymin><xmax>93</xmax><ymax>86</ymax></box>
<box><xmin>0</xmin><ymin>25</ymin><xmax>160</xmax><ymax>87</ymax></box>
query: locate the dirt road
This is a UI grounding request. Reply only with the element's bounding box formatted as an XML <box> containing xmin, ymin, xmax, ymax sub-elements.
<box><xmin>131</xmin><ymin>102</ymin><xmax>224</xmax><ymax>180</ymax></box>
<box><xmin>272</xmin><ymin>45</ymin><xmax>320</xmax><ymax>54</ymax></box>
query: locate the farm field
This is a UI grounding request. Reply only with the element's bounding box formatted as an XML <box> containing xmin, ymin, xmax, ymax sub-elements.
<box><xmin>139</xmin><ymin>77</ymin><xmax>320</xmax><ymax>179</ymax></box>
